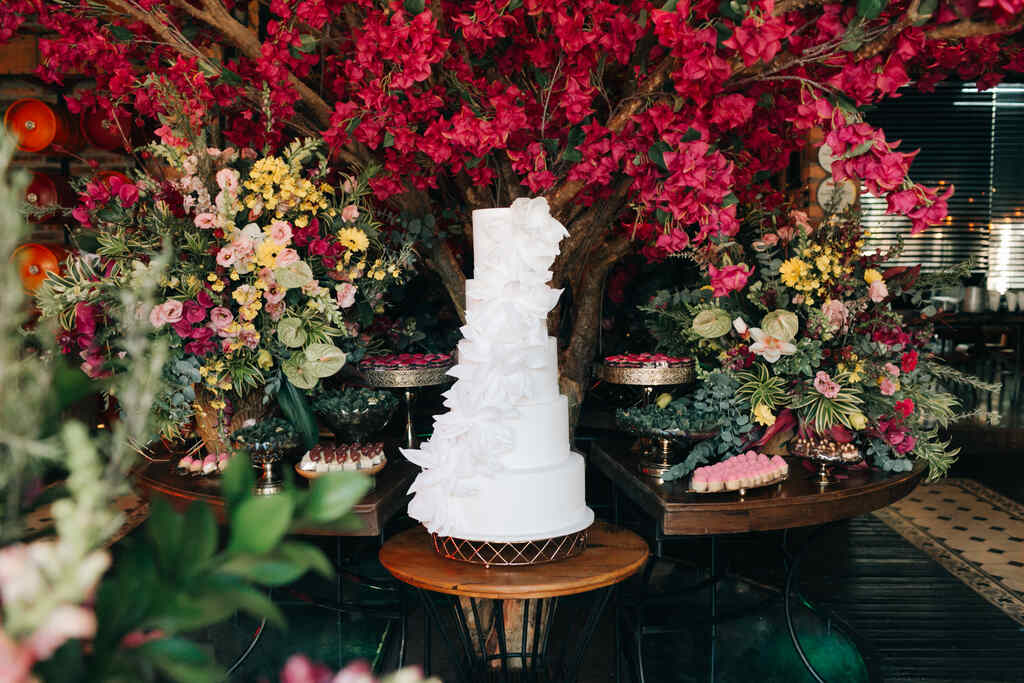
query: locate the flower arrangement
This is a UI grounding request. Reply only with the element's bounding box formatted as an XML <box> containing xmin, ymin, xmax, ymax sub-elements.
<box><xmin>643</xmin><ymin>208</ymin><xmax>995</xmax><ymax>479</ymax></box>
<box><xmin>37</xmin><ymin>134</ymin><xmax>414</xmax><ymax>445</ymax></box>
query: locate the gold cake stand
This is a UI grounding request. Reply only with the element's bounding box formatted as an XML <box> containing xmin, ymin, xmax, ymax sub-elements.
<box><xmin>595</xmin><ymin>360</ymin><xmax>695</xmax><ymax>406</ymax></box>
<box><xmin>360</xmin><ymin>364</ymin><xmax>454</xmax><ymax>449</ymax></box>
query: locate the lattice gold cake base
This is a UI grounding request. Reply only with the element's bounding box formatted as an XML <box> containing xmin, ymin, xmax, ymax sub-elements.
<box><xmin>431</xmin><ymin>526</ymin><xmax>590</xmax><ymax>566</ymax></box>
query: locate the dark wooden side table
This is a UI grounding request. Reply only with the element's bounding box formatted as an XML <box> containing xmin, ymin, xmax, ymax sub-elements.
<box><xmin>589</xmin><ymin>439</ymin><xmax>925</xmax><ymax>683</ymax></box>
<box><xmin>134</xmin><ymin>456</ymin><xmax>419</xmax><ymax>671</ymax></box>
<box><xmin>134</xmin><ymin>457</ymin><xmax>418</xmax><ymax>539</ymax></box>
<box><xmin>379</xmin><ymin>520</ymin><xmax>649</xmax><ymax>683</ymax></box>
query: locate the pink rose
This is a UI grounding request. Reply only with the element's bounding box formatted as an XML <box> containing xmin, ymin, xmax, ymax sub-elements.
<box><xmin>336</xmin><ymin>283</ymin><xmax>357</xmax><ymax>309</ymax></box>
<box><xmin>194</xmin><ymin>213</ymin><xmax>217</xmax><ymax>229</ymax></box>
<box><xmin>276</xmin><ymin>248</ymin><xmax>300</xmax><ymax>267</ymax></box>
<box><xmin>215</xmin><ymin>168</ymin><xmax>240</xmax><ymax>193</ymax></box>
<box><xmin>183</xmin><ymin>301</ymin><xmax>206</xmax><ymax>324</ymax></box>
<box><xmin>239</xmin><ymin>327</ymin><xmax>260</xmax><ymax>349</ymax></box>
<box><xmin>208</xmin><ymin>307</ymin><xmax>233</xmax><ymax>331</ymax></box>
<box><xmin>268</xmin><ymin>221</ymin><xmax>292</xmax><ymax>244</ymax></box>
<box><xmin>149</xmin><ymin>300</ymin><xmax>183</xmax><ymax>327</ymax></box>
<box><xmin>341</xmin><ymin>204</ymin><xmax>360</xmax><ymax>222</ymax></box>
<box><xmin>821</xmin><ymin>299</ymin><xmax>849</xmax><ymax>331</ymax></box>
<box><xmin>884</xmin><ymin>362</ymin><xmax>900</xmax><ymax>376</ymax></box>
<box><xmin>813</xmin><ymin>370</ymin><xmax>840</xmax><ymax>399</ymax></box>
<box><xmin>880</xmin><ymin>378</ymin><xmax>898</xmax><ymax>396</ymax></box>
<box><xmin>868</xmin><ymin>280</ymin><xmax>888</xmax><ymax>303</ymax></box>
<box><xmin>894</xmin><ymin>434</ymin><xmax>916</xmax><ymax>454</ymax></box>
<box><xmin>707</xmin><ymin>264</ymin><xmax>753</xmax><ymax>298</ymax></box>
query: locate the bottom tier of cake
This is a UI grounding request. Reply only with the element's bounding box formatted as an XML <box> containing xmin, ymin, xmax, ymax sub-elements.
<box><xmin>442</xmin><ymin>451</ymin><xmax>595</xmax><ymax>543</ymax></box>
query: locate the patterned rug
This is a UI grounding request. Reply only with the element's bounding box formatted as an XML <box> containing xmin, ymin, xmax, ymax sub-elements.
<box><xmin>873</xmin><ymin>478</ymin><xmax>1024</xmax><ymax>626</ymax></box>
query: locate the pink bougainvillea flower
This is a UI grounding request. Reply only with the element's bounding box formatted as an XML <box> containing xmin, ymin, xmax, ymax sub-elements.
<box><xmin>708</xmin><ymin>264</ymin><xmax>753</xmax><ymax>298</ymax></box>
<box><xmin>813</xmin><ymin>370</ymin><xmax>841</xmax><ymax>399</ymax></box>
<box><xmin>748</xmin><ymin>327</ymin><xmax>796</xmax><ymax>363</ymax></box>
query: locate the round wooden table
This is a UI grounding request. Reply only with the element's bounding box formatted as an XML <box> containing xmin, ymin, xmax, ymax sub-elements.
<box><xmin>380</xmin><ymin>521</ymin><xmax>649</xmax><ymax>682</ymax></box>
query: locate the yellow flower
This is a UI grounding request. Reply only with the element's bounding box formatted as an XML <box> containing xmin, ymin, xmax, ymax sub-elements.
<box><xmin>255</xmin><ymin>240</ymin><xmax>284</xmax><ymax>269</ymax></box>
<box><xmin>337</xmin><ymin>227</ymin><xmax>369</xmax><ymax>253</ymax></box>
<box><xmin>294</xmin><ymin>214</ymin><xmax>309</xmax><ymax>228</ymax></box>
<box><xmin>815</xmin><ymin>255</ymin><xmax>831</xmax><ymax>273</ymax></box>
<box><xmin>753</xmin><ymin>403</ymin><xmax>776</xmax><ymax>427</ymax></box>
<box><xmin>211</xmin><ymin>280</ymin><xmax>225</xmax><ymax>293</ymax></box>
<box><xmin>864</xmin><ymin>268</ymin><xmax>883</xmax><ymax>284</ymax></box>
<box><xmin>257</xmin><ymin>349</ymin><xmax>274</xmax><ymax>370</ymax></box>
<box><xmin>210</xmin><ymin>399</ymin><xmax>226</xmax><ymax>410</ymax></box>
<box><xmin>849</xmin><ymin>412</ymin><xmax>868</xmax><ymax>430</ymax></box>
<box><xmin>779</xmin><ymin>258</ymin><xmax>811</xmax><ymax>288</ymax></box>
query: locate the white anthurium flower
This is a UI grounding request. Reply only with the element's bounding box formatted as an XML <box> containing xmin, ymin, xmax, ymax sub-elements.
<box><xmin>748</xmin><ymin>327</ymin><xmax>797</xmax><ymax>363</ymax></box>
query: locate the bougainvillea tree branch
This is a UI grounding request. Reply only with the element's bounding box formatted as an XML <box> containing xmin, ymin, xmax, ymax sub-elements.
<box><xmin>3</xmin><ymin>0</ymin><xmax>1023</xmax><ymax>409</ymax></box>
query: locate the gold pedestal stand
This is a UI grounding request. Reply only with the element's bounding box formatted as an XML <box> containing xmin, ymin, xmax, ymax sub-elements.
<box><xmin>596</xmin><ymin>360</ymin><xmax>696</xmax><ymax>477</ymax></box>
<box><xmin>361</xmin><ymin>365</ymin><xmax>453</xmax><ymax>449</ymax></box>
<box><xmin>790</xmin><ymin>436</ymin><xmax>863</xmax><ymax>489</ymax></box>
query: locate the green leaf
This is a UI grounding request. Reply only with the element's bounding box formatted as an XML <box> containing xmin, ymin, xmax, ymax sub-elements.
<box><xmin>722</xmin><ymin>192</ymin><xmax>739</xmax><ymax>208</ymax></box>
<box><xmin>177</xmin><ymin>502</ymin><xmax>218</xmax><ymax>577</ymax></box>
<box><xmin>403</xmin><ymin>0</ymin><xmax>425</xmax><ymax>13</ymax></box>
<box><xmin>138</xmin><ymin>638</ymin><xmax>224</xmax><ymax>683</ymax></box>
<box><xmin>301</xmin><ymin>472</ymin><xmax>371</xmax><ymax>524</ymax></box>
<box><xmin>296</xmin><ymin>34</ymin><xmax>317</xmax><ymax>53</ymax></box>
<box><xmin>915</xmin><ymin>0</ymin><xmax>938</xmax><ymax>23</ymax></box>
<box><xmin>278</xmin><ymin>376</ymin><xmax>319</xmax><ymax>450</ymax></box>
<box><xmin>648</xmin><ymin>141</ymin><xmax>672</xmax><ymax>171</ymax></box>
<box><xmin>278</xmin><ymin>541</ymin><xmax>334</xmax><ymax>578</ymax></box>
<box><xmin>228</xmin><ymin>494</ymin><xmax>295</xmax><ymax>555</ymax></box>
<box><xmin>107</xmin><ymin>24</ymin><xmax>134</xmax><ymax>42</ymax></box>
<box><xmin>220</xmin><ymin>454</ymin><xmax>255</xmax><ymax>512</ymax></box>
<box><xmin>856</xmin><ymin>0</ymin><xmax>886</xmax><ymax>20</ymax></box>
<box><xmin>214</xmin><ymin>581</ymin><xmax>286</xmax><ymax>627</ymax></box>
<box><xmin>303</xmin><ymin>343</ymin><xmax>346</xmax><ymax>378</ymax></box>
<box><xmin>146</xmin><ymin>497</ymin><xmax>183</xmax><ymax>576</ymax></box>
<box><xmin>382</xmin><ymin>131</ymin><xmax>395</xmax><ymax>148</ymax></box>
<box><xmin>681</xmin><ymin>127</ymin><xmax>701</xmax><ymax>142</ymax></box>
<box><xmin>277</xmin><ymin>317</ymin><xmax>307</xmax><ymax>348</ymax></box>
<box><xmin>217</xmin><ymin>553</ymin><xmax>308</xmax><ymax>586</ymax></box>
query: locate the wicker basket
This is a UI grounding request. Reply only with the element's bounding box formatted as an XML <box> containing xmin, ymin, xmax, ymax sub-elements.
<box><xmin>192</xmin><ymin>386</ymin><xmax>270</xmax><ymax>455</ymax></box>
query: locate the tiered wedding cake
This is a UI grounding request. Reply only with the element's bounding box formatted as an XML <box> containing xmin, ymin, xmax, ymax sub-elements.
<box><xmin>403</xmin><ymin>198</ymin><xmax>594</xmax><ymax>543</ymax></box>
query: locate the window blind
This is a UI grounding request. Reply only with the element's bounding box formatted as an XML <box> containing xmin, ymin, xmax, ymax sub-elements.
<box><xmin>860</xmin><ymin>81</ymin><xmax>1024</xmax><ymax>290</ymax></box>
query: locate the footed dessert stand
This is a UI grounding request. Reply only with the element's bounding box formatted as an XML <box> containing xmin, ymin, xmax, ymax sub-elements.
<box><xmin>596</xmin><ymin>355</ymin><xmax>696</xmax><ymax>407</ymax></box>
<box><xmin>360</xmin><ymin>360</ymin><xmax>454</xmax><ymax>449</ymax></box>
<box><xmin>380</xmin><ymin>521</ymin><xmax>648</xmax><ymax>683</ymax></box>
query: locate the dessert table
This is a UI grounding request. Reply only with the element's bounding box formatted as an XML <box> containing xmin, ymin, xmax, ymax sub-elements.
<box><xmin>379</xmin><ymin>520</ymin><xmax>649</xmax><ymax>683</ymax></box>
<box><xmin>588</xmin><ymin>438</ymin><xmax>926</xmax><ymax>683</ymax></box>
<box><xmin>133</xmin><ymin>456</ymin><xmax>418</xmax><ymax>539</ymax></box>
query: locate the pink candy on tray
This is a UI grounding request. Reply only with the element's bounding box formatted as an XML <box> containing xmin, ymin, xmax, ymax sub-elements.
<box><xmin>176</xmin><ymin>452</ymin><xmax>230</xmax><ymax>476</ymax></box>
<box><xmin>691</xmin><ymin>451</ymin><xmax>789</xmax><ymax>493</ymax></box>
<box><xmin>604</xmin><ymin>352</ymin><xmax>691</xmax><ymax>368</ymax></box>
<box><xmin>359</xmin><ymin>353</ymin><xmax>453</xmax><ymax>369</ymax></box>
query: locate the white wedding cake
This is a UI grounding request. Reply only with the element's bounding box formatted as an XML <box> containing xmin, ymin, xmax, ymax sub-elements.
<box><xmin>402</xmin><ymin>198</ymin><xmax>594</xmax><ymax>543</ymax></box>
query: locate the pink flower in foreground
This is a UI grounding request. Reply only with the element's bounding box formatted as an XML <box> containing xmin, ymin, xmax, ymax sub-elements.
<box><xmin>748</xmin><ymin>327</ymin><xmax>796</xmax><ymax>363</ymax></box>
<box><xmin>707</xmin><ymin>264</ymin><xmax>753</xmax><ymax>298</ymax></box>
<box><xmin>25</xmin><ymin>605</ymin><xmax>96</xmax><ymax>660</ymax></box>
<box><xmin>0</xmin><ymin>630</ymin><xmax>33</xmax><ymax>683</ymax></box>
<box><xmin>880</xmin><ymin>378</ymin><xmax>899</xmax><ymax>396</ymax></box>
<box><xmin>884</xmin><ymin>362</ymin><xmax>900</xmax><ymax>376</ymax></box>
<box><xmin>868</xmin><ymin>280</ymin><xmax>889</xmax><ymax>303</ymax></box>
<box><xmin>813</xmin><ymin>371</ymin><xmax>841</xmax><ymax>399</ymax></box>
